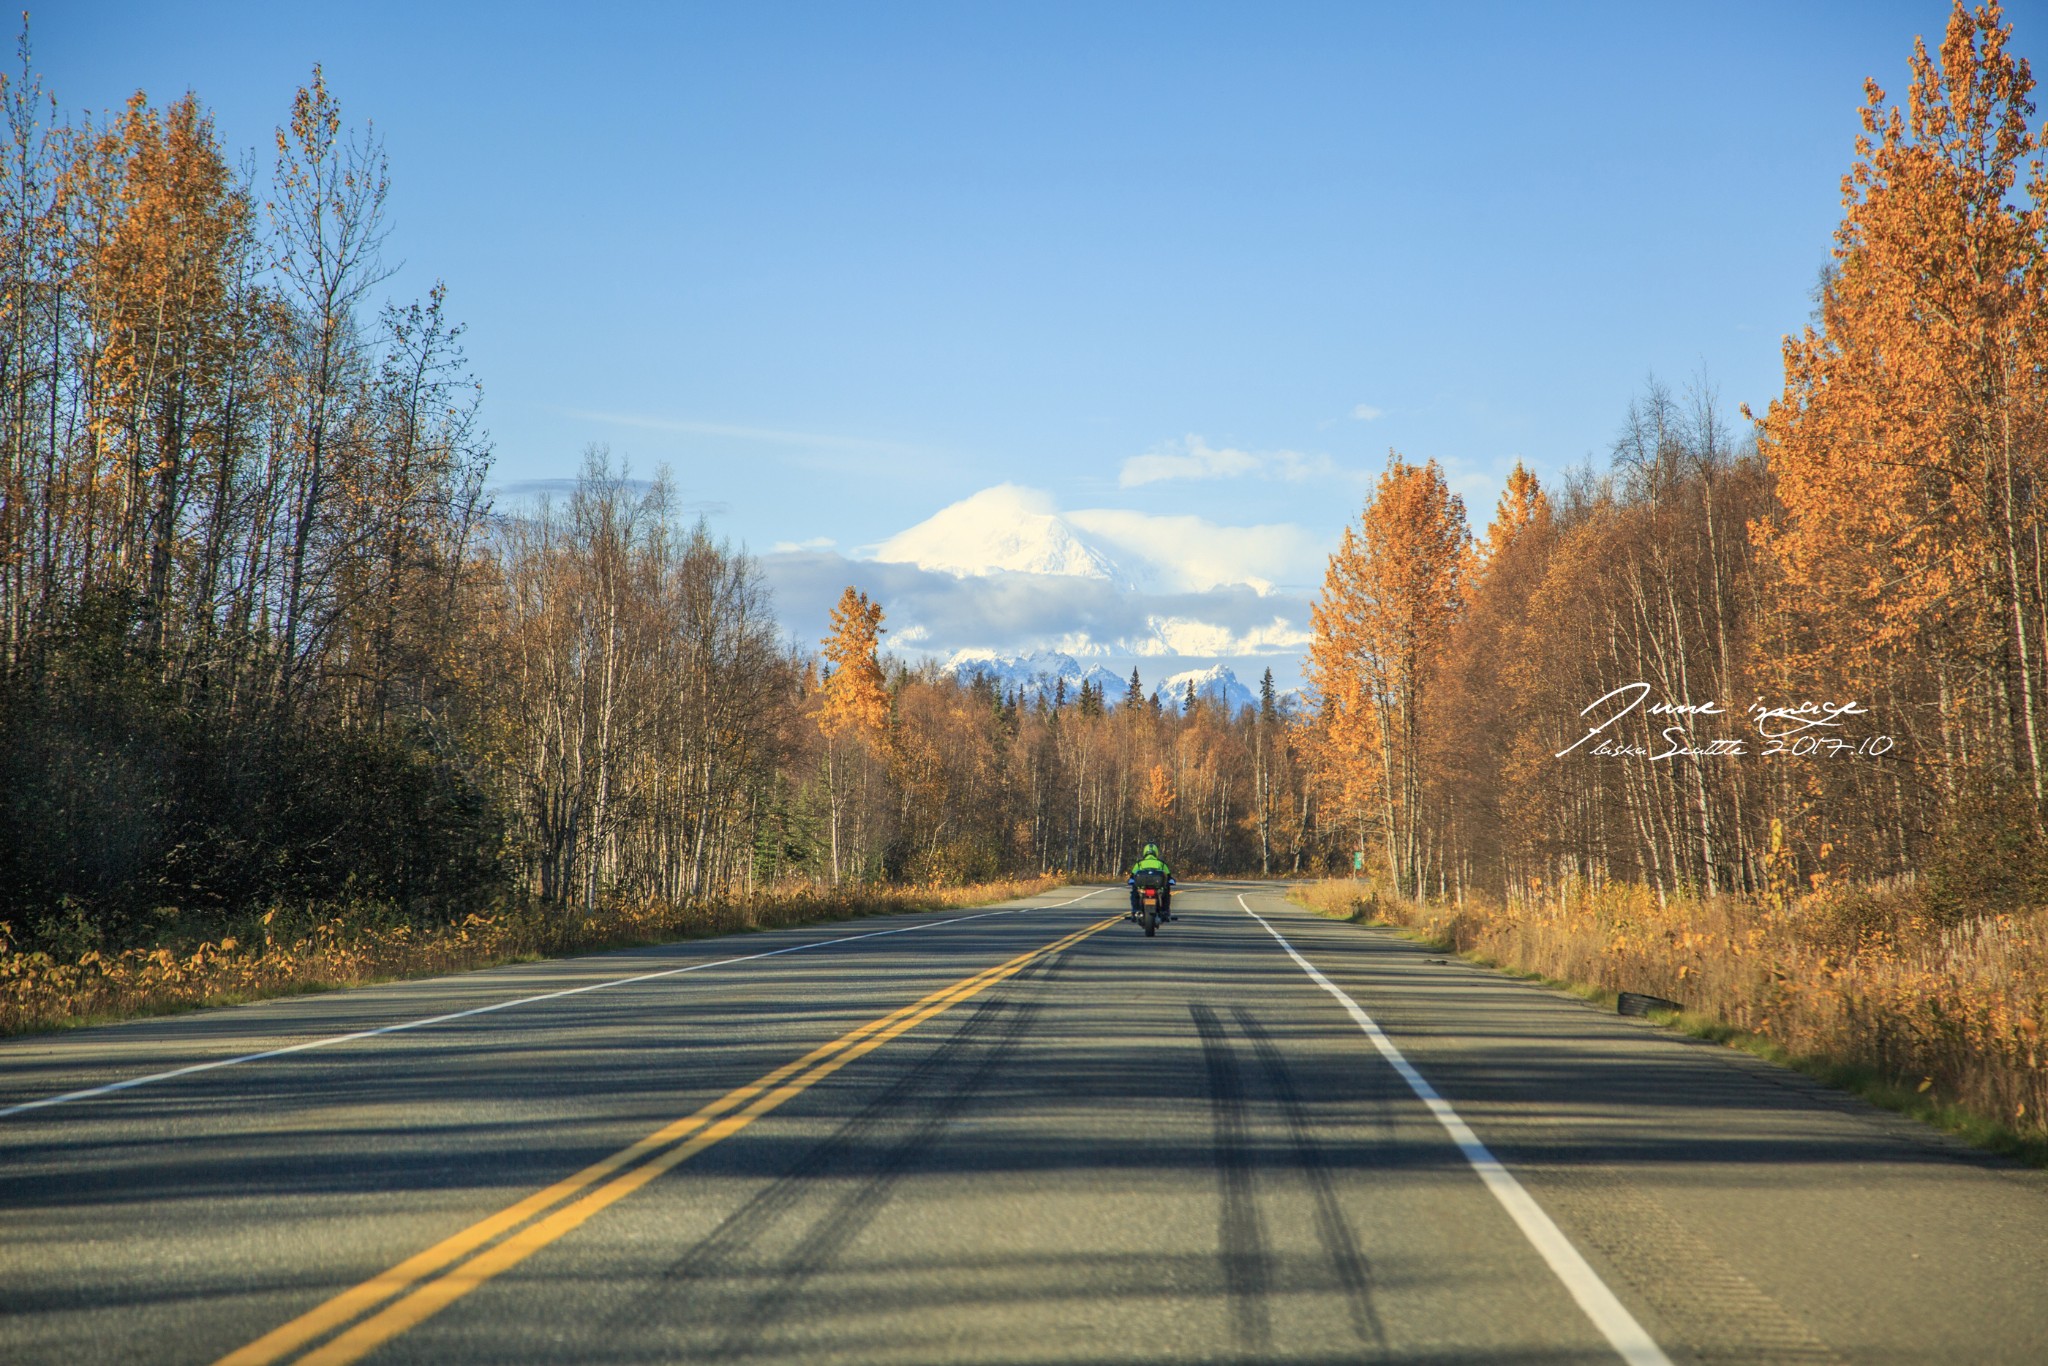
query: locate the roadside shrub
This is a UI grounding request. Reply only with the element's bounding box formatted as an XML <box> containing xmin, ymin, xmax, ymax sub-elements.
<box><xmin>1926</xmin><ymin>775</ymin><xmax>2048</xmax><ymax>921</ymax></box>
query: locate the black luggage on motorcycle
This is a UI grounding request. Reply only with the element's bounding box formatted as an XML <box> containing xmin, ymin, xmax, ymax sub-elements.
<box><xmin>1131</xmin><ymin>869</ymin><xmax>1167</xmax><ymax>935</ymax></box>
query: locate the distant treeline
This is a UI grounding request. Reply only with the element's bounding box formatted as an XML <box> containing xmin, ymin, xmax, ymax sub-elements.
<box><xmin>0</xmin><ymin>51</ymin><xmax>1331</xmax><ymax>956</ymax></box>
<box><xmin>479</xmin><ymin>460</ymin><xmax>1327</xmax><ymax>914</ymax></box>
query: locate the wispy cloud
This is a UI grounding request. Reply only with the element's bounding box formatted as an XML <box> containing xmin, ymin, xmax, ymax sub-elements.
<box><xmin>491</xmin><ymin>476</ymin><xmax>655</xmax><ymax>499</ymax></box>
<box><xmin>560</xmin><ymin>409</ymin><xmax>915</xmax><ymax>454</ymax></box>
<box><xmin>1119</xmin><ymin>438</ymin><xmax>1261</xmax><ymax>486</ymax></box>
<box><xmin>1118</xmin><ymin>434</ymin><xmax>1336</xmax><ymax>488</ymax></box>
<box><xmin>771</xmin><ymin>535</ymin><xmax>837</xmax><ymax>553</ymax></box>
<box><xmin>1066</xmin><ymin>507</ymin><xmax>1322</xmax><ymax>594</ymax></box>
<box><xmin>1352</xmin><ymin>403</ymin><xmax>1384</xmax><ymax>421</ymax></box>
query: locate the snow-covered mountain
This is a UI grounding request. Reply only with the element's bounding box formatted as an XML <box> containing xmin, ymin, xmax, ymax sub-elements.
<box><xmin>943</xmin><ymin>649</ymin><xmax>1128</xmax><ymax>704</ymax></box>
<box><xmin>1157</xmin><ymin>664</ymin><xmax>1257</xmax><ymax>714</ymax></box>
<box><xmin>854</xmin><ymin>486</ymin><xmax>1315</xmax><ymax>697</ymax></box>
<box><xmin>941</xmin><ymin>653</ymin><xmax>1273</xmax><ymax>715</ymax></box>
<box><xmin>874</xmin><ymin>485</ymin><xmax>1136</xmax><ymax>587</ymax></box>
<box><xmin>870</xmin><ymin>481</ymin><xmax>1320</xmax><ymax>604</ymax></box>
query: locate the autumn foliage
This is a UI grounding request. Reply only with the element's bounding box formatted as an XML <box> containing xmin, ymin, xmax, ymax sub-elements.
<box><xmin>1298</xmin><ymin>1</ymin><xmax>2048</xmax><ymax>1146</ymax></box>
<box><xmin>1307</xmin><ymin>456</ymin><xmax>1467</xmax><ymax>894</ymax></box>
<box><xmin>1308</xmin><ymin>2</ymin><xmax>2048</xmax><ymax>906</ymax></box>
<box><xmin>0</xmin><ymin>45</ymin><xmax>1333</xmax><ymax>1028</ymax></box>
<box><xmin>821</xmin><ymin>588</ymin><xmax>890</xmax><ymax>740</ymax></box>
<box><xmin>1757</xmin><ymin>1</ymin><xmax>2048</xmax><ymax>804</ymax></box>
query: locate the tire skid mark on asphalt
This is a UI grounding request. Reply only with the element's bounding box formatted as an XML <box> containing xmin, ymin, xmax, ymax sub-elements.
<box><xmin>712</xmin><ymin>994</ymin><xmax>1044</xmax><ymax>1360</ymax></box>
<box><xmin>1237</xmin><ymin>891</ymin><xmax>1673</xmax><ymax>1366</ymax></box>
<box><xmin>1270</xmin><ymin>902</ymin><xmax>1839</xmax><ymax>1362</ymax></box>
<box><xmin>214</xmin><ymin>914</ymin><xmax>1118</xmax><ymax>1366</ymax></box>
<box><xmin>611</xmin><ymin>988</ymin><xmax>1019</xmax><ymax>1337</ymax></box>
<box><xmin>1230</xmin><ymin>1005</ymin><xmax>1386</xmax><ymax>1350</ymax></box>
<box><xmin>1191</xmin><ymin>1004</ymin><xmax>1270</xmax><ymax>1353</ymax></box>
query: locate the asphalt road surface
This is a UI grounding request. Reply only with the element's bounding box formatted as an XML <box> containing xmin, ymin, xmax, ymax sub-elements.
<box><xmin>4</xmin><ymin>881</ymin><xmax>2047</xmax><ymax>1364</ymax></box>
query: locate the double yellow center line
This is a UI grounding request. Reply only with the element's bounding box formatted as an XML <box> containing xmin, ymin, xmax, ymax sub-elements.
<box><xmin>220</xmin><ymin>913</ymin><xmax>1120</xmax><ymax>1366</ymax></box>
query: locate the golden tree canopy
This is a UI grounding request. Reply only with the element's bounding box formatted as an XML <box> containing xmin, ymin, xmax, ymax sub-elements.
<box><xmin>820</xmin><ymin>585</ymin><xmax>889</xmax><ymax>740</ymax></box>
<box><xmin>1480</xmin><ymin>461</ymin><xmax>1550</xmax><ymax>570</ymax></box>
<box><xmin>1755</xmin><ymin>0</ymin><xmax>2046</xmax><ymax>669</ymax></box>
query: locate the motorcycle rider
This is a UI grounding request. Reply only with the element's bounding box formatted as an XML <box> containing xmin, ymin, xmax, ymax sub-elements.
<box><xmin>1127</xmin><ymin>842</ymin><xmax>1175</xmax><ymax>921</ymax></box>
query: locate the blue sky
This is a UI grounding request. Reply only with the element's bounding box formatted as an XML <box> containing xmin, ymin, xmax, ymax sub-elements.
<box><xmin>45</xmin><ymin>2</ymin><xmax>2040</xmax><ymax>689</ymax></box>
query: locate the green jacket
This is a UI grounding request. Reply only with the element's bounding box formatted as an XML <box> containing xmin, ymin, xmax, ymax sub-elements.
<box><xmin>1130</xmin><ymin>852</ymin><xmax>1173</xmax><ymax>879</ymax></box>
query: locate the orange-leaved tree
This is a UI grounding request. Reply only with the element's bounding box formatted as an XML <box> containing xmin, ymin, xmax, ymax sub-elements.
<box><xmin>1308</xmin><ymin>454</ymin><xmax>1470</xmax><ymax>892</ymax></box>
<box><xmin>1753</xmin><ymin>0</ymin><xmax>2048</xmax><ymax>799</ymax></box>
<box><xmin>1306</xmin><ymin>523</ymin><xmax>1383</xmax><ymax>876</ymax></box>
<box><xmin>820</xmin><ymin>586</ymin><xmax>887</xmax><ymax>739</ymax></box>
<box><xmin>1478</xmin><ymin>460</ymin><xmax>1548</xmax><ymax>569</ymax></box>
<box><xmin>818</xmin><ymin>586</ymin><xmax>888</xmax><ymax>882</ymax></box>
<box><xmin>75</xmin><ymin>91</ymin><xmax>254</xmax><ymax>648</ymax></box>
<box><xmin>1444</xmin><ymin>460</ymin><xmax>1553</xmax><ymax>894</ymax></box>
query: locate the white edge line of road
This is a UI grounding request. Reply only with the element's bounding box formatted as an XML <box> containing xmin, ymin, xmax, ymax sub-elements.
<box><xmin>0</xmin><ymin>888</ymin><xmax>1106</xmax><ymax>1122</ymax></box>
<box><xmin>1236</xmin><ymin>892</ymin><xmax>1672</xmax><ymax>1366</ymax></box>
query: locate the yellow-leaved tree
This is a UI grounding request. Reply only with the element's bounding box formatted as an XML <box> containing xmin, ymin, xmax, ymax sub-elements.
<box><xmin>1754</xmin><ymin>0</ymin><xmax>2048</xmax><ymax>800</ymax></box>
<box><xmin>1306</xmin><ymin>524</ymin><xmax>1385</xmax><ymax>876</ymax></box>
<box><xmin>1445</xmin><ymin>460</ymin><xmax>1552</xmax><ymax>891</ymax></box>
<box><xmin>1308</xmin><ymin>455</ymin><xmax>1470</xmax><ymax>892</ymax></box>
<box><xmin>819</xmin><ymin>586</ymin><xmax>888</xmax><ymax>882</ymax></box>
<box><xmin>77</xmin><ymin>91</ymin><xmax>253</xmax><ymax>648</ymax></box>
<box><xmin>1478</xmin><ymin>461</ymin><xmax>1548</xmax><ymax>568</ymax></box>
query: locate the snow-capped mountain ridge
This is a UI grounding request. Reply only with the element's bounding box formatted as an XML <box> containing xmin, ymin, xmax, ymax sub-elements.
<box><xmin>943</xmin><ymin>649</ymin><xmax>1126</xmax><ymax>704</ymax></box>
<box><xmin>941</xmin><ymin>653</ymin><xmax>1263</xmax><ymax>715</ymax></box>
<box><xmin>1157</xmin><ymin>663</ymin><xmax>1256</xmax><ymax>714</ymax></box>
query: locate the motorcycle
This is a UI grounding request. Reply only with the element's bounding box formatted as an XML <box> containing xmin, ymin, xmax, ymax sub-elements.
<box><xmin>1129</xmin><ymin>869</ymin><xmax>1170</xmax><ymax>936</ymax></box>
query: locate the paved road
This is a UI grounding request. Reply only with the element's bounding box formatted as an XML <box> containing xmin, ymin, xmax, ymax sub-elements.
<box><xmin>3</xmin><ymin>881</ymin><xmax>2046</xmax><ymax>1363</ymax></box>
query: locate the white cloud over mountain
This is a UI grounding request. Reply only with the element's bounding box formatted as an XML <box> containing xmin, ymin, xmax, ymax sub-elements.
<box><xmin>872</xmin><ymin>482</ymin><xmax>1320</xmax><ymax>596</ymax></box>
<box><xmin>874</xmin><ymin>485</ymin><xmax>1130</xmax><ymax>585</ymax></box>
<box><xmin>760</xmin><ymin>482</ymin><xmax>1318</xmax><ymax>680</ymax></box>
<box><xmin>1064</xmin><ymin>509</ymin><xmax>1315</xmax><ymax>595</ymax></box>
<box><xmin>762</xmin><ymin>551</ymin><xmax>1309</xmax><ymax>658</ymax></box>
<box><xmin>1117</xmin><ymin>434</ymin><xmax>1337</xmax><ymax>489</ymax></box>
<box><xmin>1137</xmin><ymin>615</ymin><xmax>1310</xmax><ymax>657</ymax></box>
<box><xmin>759</xmin><ymin>482</ymin><xmax>1321</xmax><ymax>693</ymax></box>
